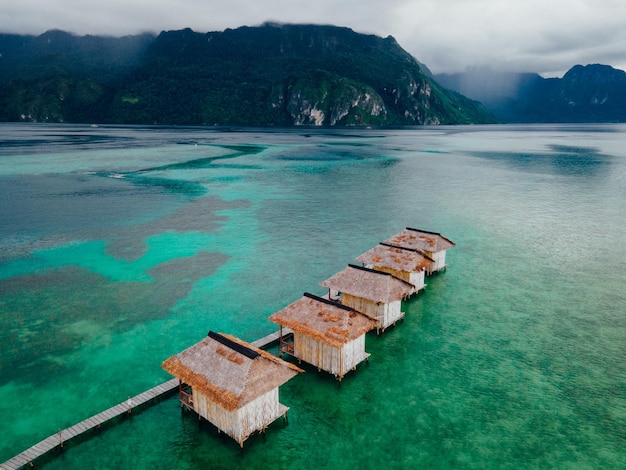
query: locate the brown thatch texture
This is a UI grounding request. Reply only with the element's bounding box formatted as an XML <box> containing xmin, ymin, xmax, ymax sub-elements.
<box><xmin>162</xmin><ymin>333</ymin><xmax>301</xmax><ymax>411</ymax></box>
<box><xmin>384</xmin><ymin>228</ymin><xmax>455</xmax><ymax>253</ymax></box>
<box><xmin>356</xmin><ymin>244</ymin><xmax>433</xmax><ymax>272</ymax></box>
<box><xmin>269</xmin><ymin>295</ymin><xmax>376</xmax><ymax>348</ymax></box>
<box><xmin>320</xmin><ymin>265</ymin><xmax>414</xmax><ymax>303</ymax></box>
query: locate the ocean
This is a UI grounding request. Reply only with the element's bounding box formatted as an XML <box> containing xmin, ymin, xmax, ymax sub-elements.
<box><xmin>0</xmin><ymin>123</ymin><xmax>624</xmax><ymax>469</ymax></box>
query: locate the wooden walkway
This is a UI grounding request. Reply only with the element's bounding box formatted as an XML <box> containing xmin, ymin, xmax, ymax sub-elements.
<box><xmin>1</xmin><ymin>329</ymin><xmax>289</xmax><ymax>470</ymax></box>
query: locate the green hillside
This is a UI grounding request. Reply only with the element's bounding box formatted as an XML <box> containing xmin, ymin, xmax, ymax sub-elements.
<box><xmin>0</xmin><ymin>24</ymin><xmax>495</xmax><ymax>126</ymax></box>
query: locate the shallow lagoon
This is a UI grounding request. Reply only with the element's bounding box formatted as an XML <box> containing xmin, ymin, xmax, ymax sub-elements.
<box><xmin>1</xmin><ymin>124</ymin><xmax>624</xmax><ymax>468</ymax></box>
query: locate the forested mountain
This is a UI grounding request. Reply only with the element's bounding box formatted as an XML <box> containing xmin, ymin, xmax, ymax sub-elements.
<box><xmin>0</xmin><ymin>24</ymin><xmax>494</xmax><ymax>126</ymax></box>
<box><xmin>437</xmin><ymin>64</ymin><xmax>626</xmax><ymax>123</ymax></box>
<box><xmin>0</xmin><ymin>30</ymin><xmax>154</xmax><ymax>123</ymax></box>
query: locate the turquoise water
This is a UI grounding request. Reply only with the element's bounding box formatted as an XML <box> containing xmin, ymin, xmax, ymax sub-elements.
<box><xmin>0</xmin><ymin>124</ymin><xmax>624</xmax><ymax>468</ymax></box>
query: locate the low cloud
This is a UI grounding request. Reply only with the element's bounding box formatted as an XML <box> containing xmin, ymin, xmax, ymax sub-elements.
<box><xmin>1</xmin><ymin>0</ymin><xmax>625</xmax><ymax>76</ymax></box>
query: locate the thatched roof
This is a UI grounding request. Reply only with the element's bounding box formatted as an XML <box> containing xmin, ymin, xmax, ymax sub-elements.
<box><xmin>162</xmin><ymin>332</ymin><xmax>302</xmax><ymax>411</ymax></box>
<box><xmin>320</xmin><ymin>264</ymin><xmax>414</xmax><ymax>303</ymax></box>
<box><xmin>356</xmin><ymin>243</ymin><xmax>434</xmax><ymax>273</ymax></box>
<box><xmin>384</xmin><ymin>227</ymin><xmax>455</xmax><ymax>253</ymax></box>
<box><xmin>269</xmin><ymin>293</ymin><xmax>377</xmax><ymax>348</ymax></box>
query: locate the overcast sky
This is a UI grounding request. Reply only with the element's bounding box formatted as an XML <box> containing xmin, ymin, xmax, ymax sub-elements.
<box><xmin>2</xmin><ymin>0</ymin><xmax>625</xmax><ymax>77</ymax></box>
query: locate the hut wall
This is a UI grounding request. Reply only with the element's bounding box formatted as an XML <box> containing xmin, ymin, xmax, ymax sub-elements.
<box><xmin>366</xmin><ymin>264</ymin><xmax>423</xmax><ymax>292</ymax></box>
<box><xmin>409</xmin><ymin>270</ymin><xmax>426</xmax><ymax>291</ymax></box>
<box><xmin>236</xmin><ymin>389</ymin><xmax>283</xmax><ymax>442</ymax></box>
<box><xmin>293</xmin><ymin>333</ymin><xmax>367</xmax><ymax>378</ymax></box>
<box><xmin>341</xmin><ymin>294</ymin><xmax>384</xmax><ymax>328</ymax></box>
<box><xmin>294</xmin><ymin>332</ymin><xmax>338</xmax><ymax>375</ymax></box>
<box><xmin>193</xmin><ymin>388</ymin><xmax>282</xmax><ymax>446</ymax></box>
<box><xmin>428</xmin><ymin>250</ymin><xmax>447</xmax><ymax>274</ymax></box>
<box><xmin>342</xmin><ymin>335</ymin><xmax>368</xmax><ymax>371</ymax></box>
<box><xmin>341</xmin><ymin>294</ymin><xmax>404</xmax><ymax>330</ymax></box>
<box><xmin>382</xmin><ymin>300</ymin><xmax>404</xmax><ymax>329</ymax></box>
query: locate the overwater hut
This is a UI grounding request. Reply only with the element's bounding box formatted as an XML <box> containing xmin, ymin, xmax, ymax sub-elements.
<box><xmin>162</xmin><ymin>331</ymin><xmax>302</xmax><ymax>447</ymax></box>
<box><xmin>269</xmin><ymin>293</ymin><xmax>377</xmax><ymax>381</ymax></box>
<box><xmin>320</xmin><ymin>264</ymin><xmax>414</xmax><ymax>333</ymax></box>
<box><xmin>355</xmin><ymin>242</ymin><xmax>434</xmax><ymax>294</ymax></box>
<box><xmin>384</xmin><ymin>227</ymin><xmax>455</xmax><ymax>275</ymax></box>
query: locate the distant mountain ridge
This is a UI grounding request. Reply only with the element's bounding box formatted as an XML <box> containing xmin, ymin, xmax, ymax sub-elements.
<box><xmin>0</xmin><ymin>24</ymin><xmax>494</xmax><ymax>126</ymax></box>
<box><xmin>437</xmin><ymin>64</ymin><xmax>626</xmax><ymax>122</ymax></box>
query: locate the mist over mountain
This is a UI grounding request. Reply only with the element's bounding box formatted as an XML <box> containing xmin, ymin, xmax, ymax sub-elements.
<box><xmin>437</xmin><ymin>64</ymin><xmax>626</xmax><ymax>123</ymax></box>
<box><xmin>4</xmin><ymin>24</ymin><xmax>623</xmax><ymax>126</ymax></box>
<box><xmin>0</xmin><ymin>24</ymin><xmax>494</xmax><ymax>126</ymax></box>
